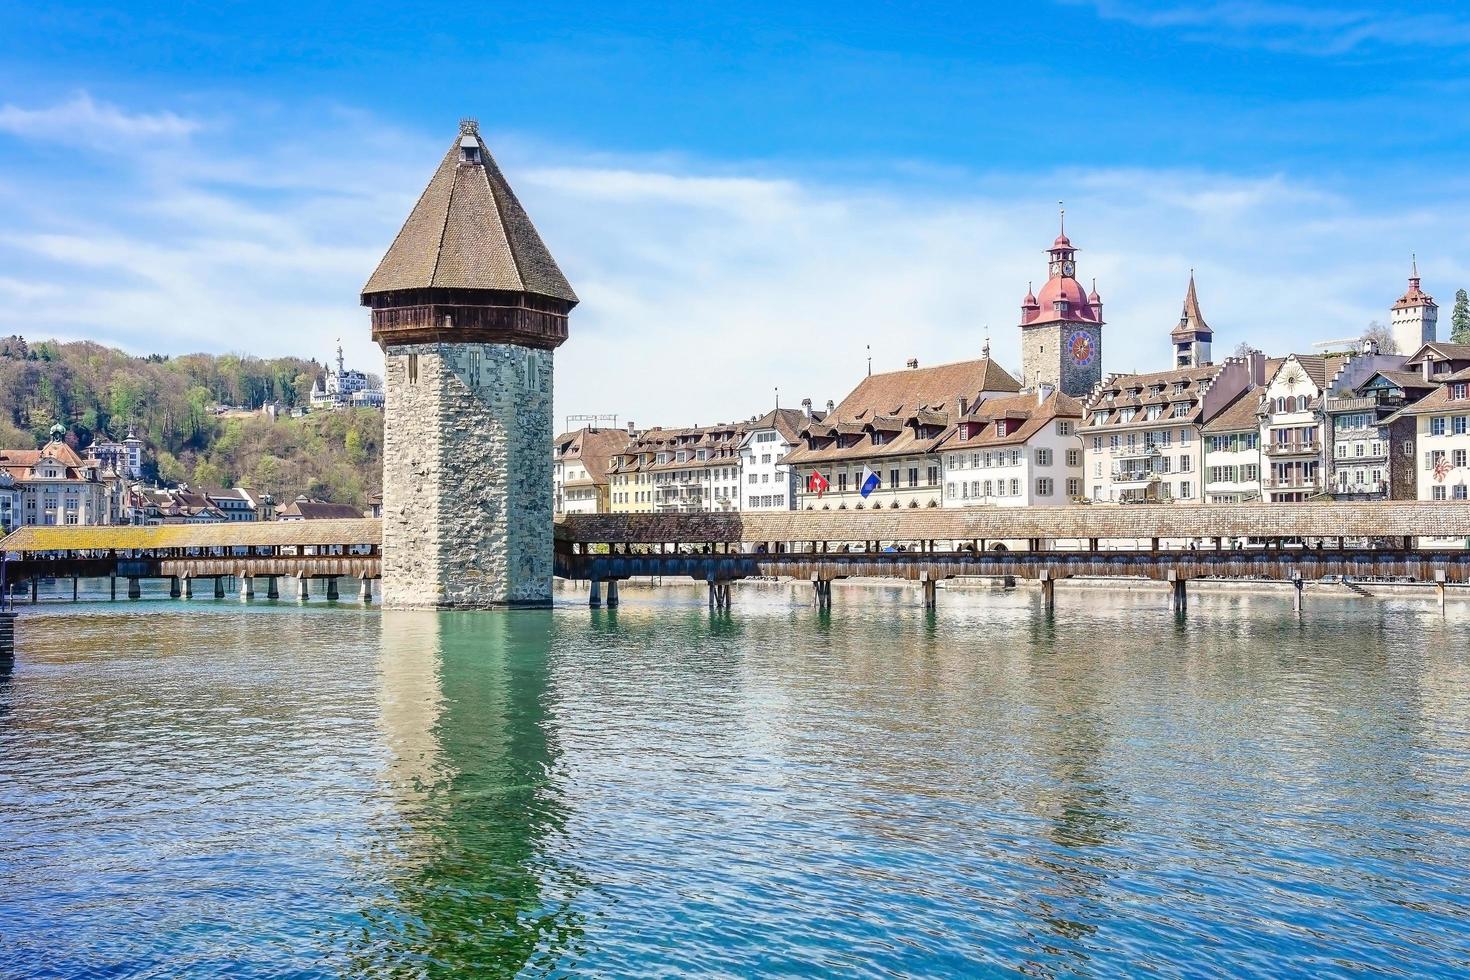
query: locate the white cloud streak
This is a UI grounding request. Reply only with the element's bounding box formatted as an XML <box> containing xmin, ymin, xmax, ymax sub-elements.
<box><xmin>0</xmin><ymin>92</ymin><xmax>200</xmax><ymax>142</ymax></box>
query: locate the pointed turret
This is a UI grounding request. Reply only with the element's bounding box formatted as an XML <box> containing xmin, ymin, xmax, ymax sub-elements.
<box><xmin>1391</xmin><ymin>253</ymin><xmax>1438</xmax><ymax>353</ymax></box>
<box><xmin>1171</xmin><ymin>271</ymin><xmax>1213</xmax><ymax>368</ymax></box>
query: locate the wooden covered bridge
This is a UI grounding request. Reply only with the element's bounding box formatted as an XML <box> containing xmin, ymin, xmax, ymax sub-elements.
<box><xmin>554</xmin><ymin>502</ymin><xmax>1470</xmax><ymax>612</ymax></box>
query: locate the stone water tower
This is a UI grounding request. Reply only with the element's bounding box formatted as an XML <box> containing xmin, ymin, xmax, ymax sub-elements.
<box><xmin>362</xmin><ymin>119</ymin><xmax>577</xmax><ymax>608</ymax></box>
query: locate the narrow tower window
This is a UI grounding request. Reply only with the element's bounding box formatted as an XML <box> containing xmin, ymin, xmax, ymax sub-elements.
<box><xmin>407</xmin><ymin>353</ymin><xmax>418</xmax><ymax>385</ymax></box>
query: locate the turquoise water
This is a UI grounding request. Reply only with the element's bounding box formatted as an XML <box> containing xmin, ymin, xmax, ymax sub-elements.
<box><xmin>1</xmin><ymin>582</ymin><xmax>1469</xmax><ymax>976</ymax></box>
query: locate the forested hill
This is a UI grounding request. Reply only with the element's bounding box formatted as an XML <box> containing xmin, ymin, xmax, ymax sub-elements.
<box><xmin>0</xmin><ymin>336</ymin><xmax>383</xmax><ymax>508</ymax></box>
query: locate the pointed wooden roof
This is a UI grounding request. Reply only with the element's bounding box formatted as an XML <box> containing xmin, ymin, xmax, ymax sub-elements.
<box><xmin>363</xmin><ymin>120</ymin><xmax>577</xmax><ymax>304</ymax></box>
<box><xmin>1171</xmin><ymin>272</ymin><xmax>1211</xmax><ymax>339</ymax></box>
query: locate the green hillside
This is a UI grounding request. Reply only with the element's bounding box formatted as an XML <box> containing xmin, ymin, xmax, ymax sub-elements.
<box><xmin>0</xmin><ymin>336</ymin><xmax>383</xmax><ymax>508</ymax></box>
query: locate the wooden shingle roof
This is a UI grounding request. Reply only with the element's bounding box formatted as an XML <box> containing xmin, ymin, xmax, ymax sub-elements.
<box><xmin>362</xmin><ymin>120</ymin><xmax>576</xmax><ymax>304</ymax></box>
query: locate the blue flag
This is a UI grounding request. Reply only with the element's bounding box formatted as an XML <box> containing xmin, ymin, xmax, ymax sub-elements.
<box><xmin>860</xmin><ymin>465</ymin><xmax>880</xmax><ymax>498</ymax></box>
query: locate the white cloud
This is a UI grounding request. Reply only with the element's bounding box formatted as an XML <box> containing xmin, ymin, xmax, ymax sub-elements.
<box><xmin>0</xmin><ymin>95</ymin><xmax>1467</xmax><ymax>430</ymax></box>
<box><xmin>1069</xmin><ymin>1</ymin><xmax>1470</xmax><ymax>54</ymax></box>
<box><xmin>0</xmin><ymin>92</ymin><xmax>199</xmax><ymax>143</ymax></box>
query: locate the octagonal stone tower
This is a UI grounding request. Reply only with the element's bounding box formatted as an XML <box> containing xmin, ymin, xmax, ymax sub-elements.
<box><xmin>363</xmin><ymin>119</ymin><xmax>577</xmax><ymax>608</ymax></box>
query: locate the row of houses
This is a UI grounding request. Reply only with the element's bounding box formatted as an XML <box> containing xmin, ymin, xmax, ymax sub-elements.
<box><xmin>554</xmin><ymin>256</ymin><xmax>1470</xmax><ymax>514</ymax></box>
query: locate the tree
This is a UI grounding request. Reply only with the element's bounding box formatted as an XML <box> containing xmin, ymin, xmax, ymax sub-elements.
<box><xmin>1232</xmin><ymin>341</ymin><xmax>1256</xmax><ymax>359</ymax></box>
<box><xmin>1452</xmin><ymin>289</ymin><xmax>1470</xmax><ymax>344</ymax></box>
<box><xmin>1362</xmin><ymin>320</ymin><xmax>1398</xmax><ymax>354</ymax></box>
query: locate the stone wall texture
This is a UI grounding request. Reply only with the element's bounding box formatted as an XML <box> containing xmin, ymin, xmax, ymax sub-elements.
<box><xmin>381</xmin><ymin>342</ymin><xmax>555</xmax><ymax>608</ymax></box>
<box><xmin>1020</xmin><ymin>323</ymin><xmax>1102</xmax><ymax>398</ymax></box>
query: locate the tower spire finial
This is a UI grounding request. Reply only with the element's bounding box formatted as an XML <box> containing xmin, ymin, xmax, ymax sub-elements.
<box><xmin>1058</xmin><ymin>200</ymin><xmax>1065</xmax><ymax>235</ymax></box>
<box><xmin>1411</xmin><ymin>252</ymin><xmax>1419</xmax><ymax>280</ymax></box>
<box><xmin>983</xmin><ymin>328</ymin><xmax>991</xmax><ymax>360</ymax></box>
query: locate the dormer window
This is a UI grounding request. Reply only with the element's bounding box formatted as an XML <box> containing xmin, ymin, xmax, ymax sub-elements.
<box><xmin>1453</xmin><ymin>383</ymin><xmax>1468</xmax><ymax>400</ymax></box>
<box><xmin>459</xmin><ymin>137</ymin><xmax>481</xmax><ymax>164</ymax></box>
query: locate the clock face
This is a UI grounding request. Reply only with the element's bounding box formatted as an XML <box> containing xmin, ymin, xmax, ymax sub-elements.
<box><xmin>1061</xmin><ymin>260</ymin><xmax>1075</xmax><ymax>277</ymax></box>
<box><xmin>1068</xmin><ymin>330</ymin><xmax>1096</xmax><ymax>366</ymax></box>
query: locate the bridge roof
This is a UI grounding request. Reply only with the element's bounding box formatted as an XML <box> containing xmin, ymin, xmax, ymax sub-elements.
<box><xmin>557</xmin><ymin>503</ymin><xmax>1470</xmax><ymax>543</ymax></box>
<box><xmin>0</xmin><ymin>519</ymin><xmax>381</xmax><ymax>553</ymax></box>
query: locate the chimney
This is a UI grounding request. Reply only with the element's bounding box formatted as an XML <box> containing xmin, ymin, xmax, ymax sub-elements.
<box><xmin>906</xmin><ymin>358</ymin><xmax>919</xmax><ymax>369</ymax></box>
<box><xmin>1037</xmin><ymin>382</ymin><xmax>1055</xmax><ymax>405</ymax></box>
<box><xmin>826</xmin><ymin>399</ymin><xmax>835</xmax><ymax>415</ymax></box>
<box><xmin>626</xmin><ymin>420</ymin><xmax>636</xmax><ymax>435</ymax></box>
<box><xmin>801</xmin><ymin>397</ymin><xmax>813</xmax><ymax>418</ymax></box>
<box><xmin>958</xmin><ymin>396</ymin><xmax>969</xmax><ymax>416</ymax></box>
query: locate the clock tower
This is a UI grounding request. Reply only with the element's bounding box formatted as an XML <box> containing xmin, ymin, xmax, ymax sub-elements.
<box><xmin>1019</xmin><ymin>209</ymin><xmax>1104</xmax><ymax>397</ymax></box>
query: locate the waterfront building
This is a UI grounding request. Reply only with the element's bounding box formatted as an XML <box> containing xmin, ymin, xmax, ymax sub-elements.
<box><xmin>1389</xmin><ymin>258</ymin><xmax>1438</xmax><ymax>356</ymax></box>
<box><xmin>0</xmin><ymin>471</ymin><xmax>19</xmax><ymax>533</ymax></box>
<box><xmin>1202</xmin><ymin>387</ymin><xmax>1266</xmax><ymax>503</ymax></box>
<box><xmin>310</xmin><ymin>344</ymin><xmax>385</xmax><ymax>410</ymax></box>
<box><xmin>1403</xmin><ymin>341</ymin><xmax>1470</xmax><ymax>382</ymax></box>
<box><xmin>1258</xmin><ymin>347</ymin><xmax>1406</xmax><ymax>502</ymax></box>
<box><xmin>1323</xmin><ymin>370</ymin><xmax>1431</xmax><ymax>500</ymax></box>
<box><xmin>85</xmin><ymin>427</ymin><xmax>145</xmax><ymax>480</ymax></box>
<box><xmin>738</xmin><ymin>408</ymin><xmax>808</xmax><ymax>511</ymax></box>
<box><xmin>1019</xmin><ymin>214</ymin><xmax>1104</xmax><ymax>397</ymax></box>
<box><xmin>201</xmin><ymin>486</ymin><xmax>268</xmax><ymax>521</ymax></box>
<box><xmin>363</xmin><ymin>118</ymin><xmax>577</xmax><ymax>607</ymax></box>
<box><xmin>785</xmin><ymin>356</ymin><xmax>1021</xmax><ymax>510</ymax></box>
<box><xmin>1383</xmin><ymin>368</ymin><xmax>1470</xmax><ymax>500</ymax></box>
<box><xmin>127</xmin><ymin>486</ymin><xmax>224</xmax><ymax>524</ymax></box>
<box><xmin>0</xmin><ymin>437</ymin><xmax>118</xmax><ymax>526</ymax></box>
<box><xmin>940</xmin><ymin>389</ymin><xmax>1085</xmax><ymax>506</ymax></box>
<box><xmin>1082</xmin><ymin>295</ymin><xmax>1262</xmax><ymax>504</ymax></box>
<box><xmin>609</xmin><ymin>421</ymin><xmax>750</xmax><ymax>513</ymax></box>
<box><xmin>553</xmin><ymin>426</ymin><xmax>632</xmax><ymax>514</ymax></box>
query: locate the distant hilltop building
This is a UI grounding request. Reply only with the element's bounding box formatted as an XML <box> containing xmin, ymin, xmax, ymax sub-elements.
<box><xmin>85</xmin><ymin>427</ymin><xmax>146</xmax><ymax>480</ymax></box>
<box><xmin>310</xmin><ymin>343</ymin><xmax>385</xmax><ymax>410</ymax></box>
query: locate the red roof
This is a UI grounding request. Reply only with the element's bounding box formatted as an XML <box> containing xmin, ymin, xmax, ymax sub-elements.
<box><xmin>1022</xmin><ymin>275</ymin><xmax>1103</xmax><ymax>327</ymax></box>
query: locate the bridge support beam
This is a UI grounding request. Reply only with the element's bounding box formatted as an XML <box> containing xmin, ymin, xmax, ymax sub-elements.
<box><xmin>1436</xmin><ymin>570</ymin><xmax>1447</xmax><ymax>616</ymax></box>
<box><xmin>1040</xmin><ymin>570</ymin><xmax>1055</xmax><ymax>615</ymax></box>
<box><xmin>214</xmin><ymin>577</ymin><xmax>225</xmax><ymax>599</ymax></box>
<box><xmin>1292</xmin><ymin>575</ymin><xmax>1304</xmax><ymax>615</ymax></box>
<box><xmin>920</xmin><ymin>576</ymin><xmax>937</xmax><ymax>611</ymax></box>
<box><xmin>169</xmin><ymin>576</ymin><xmax>182</xmax><ymax>600</ymax></box>
<box><xmin>110</xmin><ymin>574</ymin><xmax>117</xmax><ymax>601</ymax></box>
<box><xmin>812</xmin><ymin>578</ymin><xmax>832</xmax><ymax>610</ymax></box>
<box><xmin>360</xmin><ymin>577</ymin><xmax>373</xmax><ymax>604</ymax></box>
<box><xmin>606</xmin><ymin>580</ymin><xmax>619</xmax><ymax>608</ymax></box>
<box><xmin>1169</xmin><ymin>576</ymin><xmax>1187</xmax><ymax>614</ymax></box>
<box><xmin>241</xmin><ymin>576</ymin><xmax>254</xmax><ymax>601</ymax></box>
<box><xmin>266</xmin><ymin>577</ymin><xmax>280</xmax><ymax>600</ymax></box>
<box><xmin>72</xmin><ymin>576</ymin><xmax>79</xmax><ymax>603</ymax></box>
<box><xmin>128</xmin><ymin>577</ymin><xmax>141</xmax><ymax>600</ymax></box>
<box><xmin>297</xmin><ymin>574</ymin><xmax>310</xmax><ymax>602</ymax></box>
<box><xmin>708</xmin><ymin>581</ymin><xmax>732</xmax><ymax>611</ymax></box>
<box><xmin>325</xmin><ymin>577</ymin><xmax>339</xmax><ymax>601</ymax></box>
<box><xmin>589</xmin><ymin>579</ymin><xmax>602</xmax><ymax>608</ymax></box>
<box><xmin>182</xmin><ymin>576</ymin><xmax>194</xmax><ymax>600</ymax></box>
<box><xmin>30</xmin><ymin>576</ymin><xmax>38</xmax><ymax>604</ymax></box>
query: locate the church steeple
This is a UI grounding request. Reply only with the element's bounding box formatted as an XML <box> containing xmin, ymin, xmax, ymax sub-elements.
<box><xmin>1171</xmin><ymin>270</ymin><xmax>1213</xmax><ymax>368</ymax></box>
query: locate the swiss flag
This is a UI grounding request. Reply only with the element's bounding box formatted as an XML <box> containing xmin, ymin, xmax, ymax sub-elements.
<box><xmin>808</xmin><ymin>471</ymin><xmax>830</xmax><ymax>497</ymax></box>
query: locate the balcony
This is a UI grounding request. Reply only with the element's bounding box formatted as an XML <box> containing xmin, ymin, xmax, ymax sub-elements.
<box><xmin>1111</xmin><ymin>468</ymin><xmax>1158</xmax><ymax>484</ymax></box>
<box><xmin>1264</xmin><ymin>441</ymin><xmax>1319</xmax><ymax>457</ymax></box>
<box><xmin>1110</xmin><ymin>444</ymin><xmax>1163</xmax><ymax>459</ymax></box>
<box><xmin>1264</xmin><ymin>475</ymin><xmax>1320</xmax><ymax>490</ymax></box>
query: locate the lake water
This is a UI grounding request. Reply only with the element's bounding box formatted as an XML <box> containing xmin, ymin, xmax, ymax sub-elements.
<box><xmin>2</xmin><ymin>582</ymin><xmax>1469</xmax><ymax>977</ymax></box>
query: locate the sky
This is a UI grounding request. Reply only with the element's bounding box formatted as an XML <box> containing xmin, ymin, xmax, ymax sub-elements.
<box><xmin>2</xmin><ymin>0</ymin><xmax>1469</xmax><ymax>428</ymax></box>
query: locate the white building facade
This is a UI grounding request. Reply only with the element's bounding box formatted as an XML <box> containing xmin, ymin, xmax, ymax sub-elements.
<box><xmin>941</xmin><ymin>391</ymin><xmax>1085</xmax><ymax>507</ymax></box>
<box><xmin>739</xmin><ymin>408</ymin><xmax>807</xmax><ymax>511</ymax></box>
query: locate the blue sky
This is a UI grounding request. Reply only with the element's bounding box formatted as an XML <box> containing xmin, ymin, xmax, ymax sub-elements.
<box><xmin>2</xmin><ymin>0</ymin><xmax>1469</xmax><ymax>425</ymax></box>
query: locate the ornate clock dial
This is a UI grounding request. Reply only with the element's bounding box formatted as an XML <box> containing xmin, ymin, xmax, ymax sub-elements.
<box><xmin>1061</xmin><ymin>260</ymin><xmax>1075</xmax><ymax>277</ymax></box>
<box><xmin>1067</xmin><ymin>330</ymin><xmax>1095</xmax><ymax>366</ymax></box>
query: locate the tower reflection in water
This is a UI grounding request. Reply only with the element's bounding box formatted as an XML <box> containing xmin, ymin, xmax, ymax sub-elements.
<box><xmin>354</xmin><ymin>610</ymin><xmax>585</xmax><ymax>975</ymax></box>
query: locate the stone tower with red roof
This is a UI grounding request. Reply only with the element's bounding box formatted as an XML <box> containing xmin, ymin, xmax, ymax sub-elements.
<box><xmin>362</xmin><ymin>119</ymin><xmax>577</xmax><ymax>608</ymax></box>
<box><xmin>1390</xmin><ymin>256</ymin><xmax>1437</xmax><ymax>356</ymax></box>
<box><xmin>1019</xmin><ymin>210</ymin><xmax>1104</xmax><ymax>397</ymax></box>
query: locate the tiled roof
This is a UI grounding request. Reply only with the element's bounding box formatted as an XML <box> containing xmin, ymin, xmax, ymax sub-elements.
<box><xmin>278</xmin><ymin>500</ymin><xmax>366</xmax><ymax>520</ymax></box>
<box><xmin>1085</xmin><ymin>364</ymin><xmax>1223</xmax><ymax>431</ymax></box>
<box><xmin>826</xmin><ymin>357</ymin><xmax>1020</xmax><ymax>423</ymax></box>
<box><xmin>1383</xmin><ymin>383</ymin><xmax>1470</xmax><ymax>421</ymax></box>
<box><xmin>1201</xmin><ymin>389</ymin><xmax>1262</xmax><ymax>433</ymax></box>
<box><xmin>362</xmin><ymin>121</ymin><xmax>576</xmax><ymax>303</ymax></box>
<box><xmin>745</xmin><ymin>408</ymin><xmax>808</xmax><ymax>444</ymax></box>
<box><xmin>1170</xmin><ymin>273</ymin><xmax>1211</xmax><ymax>340</ymax></box>
<box><xmin>1</xmin><ymin>519</ymin><xmax>381</xmax><ymax>552</ymax></box>
<box><xmin>554</xmin><ymin>427</ymin><xmax>632</xmax><ymax>483</ymax></box>
<box><xmin>556</xmin><ymin>502</ymin><xmax>1470</xmax><ymax>545</ymax></box>
<box><xmin>942</xmin><ymin>391</ymin><xmax>1083</xmax><ymax>450</ymax></box>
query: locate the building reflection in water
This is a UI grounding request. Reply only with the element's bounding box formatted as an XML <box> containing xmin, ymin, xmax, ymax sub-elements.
<box><xmin>350</xmin><ymin>609</ymin><xmax>585</xmax><ymax>975</ymax></box>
